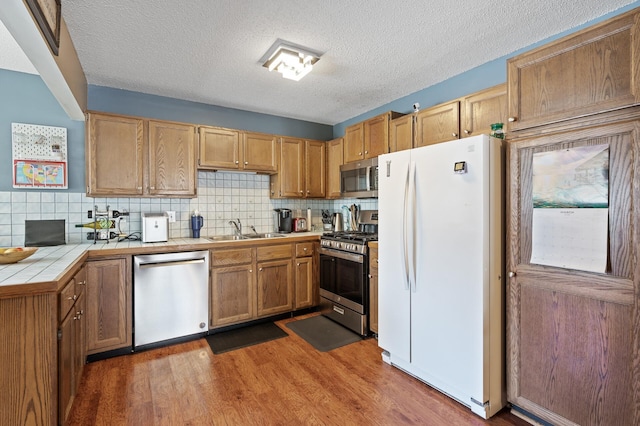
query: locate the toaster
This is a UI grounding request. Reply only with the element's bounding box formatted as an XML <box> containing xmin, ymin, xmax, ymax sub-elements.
<box><xmin>141</xmin><ymin>212</ymin><xmax>169</xmax><ymax>242</ymax></box>
<box><xmin>293</xmin><ymin>217</ymin><xmax>307</xmax><ymax>232</ymax></box>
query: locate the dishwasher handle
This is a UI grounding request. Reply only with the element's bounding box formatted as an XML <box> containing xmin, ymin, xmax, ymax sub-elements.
<box><xmin>138</xmin><ymin>258</ymin><xmax>206</xmax><ymax>269</ymax></box>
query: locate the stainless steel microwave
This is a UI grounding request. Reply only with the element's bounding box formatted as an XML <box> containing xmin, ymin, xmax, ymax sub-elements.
<box><xmin>340</xmin><ymin>157</ymin><xmax>378</xmax><ymax>198</ymax></box>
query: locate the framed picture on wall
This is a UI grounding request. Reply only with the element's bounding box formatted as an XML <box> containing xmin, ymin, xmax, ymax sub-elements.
<box><xmin>25</xmin><ymin>0</ymin><xmax>61</xmax><ymax>56</ymax></box>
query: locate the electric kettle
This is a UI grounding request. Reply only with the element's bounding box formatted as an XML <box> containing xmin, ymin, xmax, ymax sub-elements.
<box><xmin>331</xmin><ymin>213</ymin><xmax>343</xmax><ymax>232</ymax></box>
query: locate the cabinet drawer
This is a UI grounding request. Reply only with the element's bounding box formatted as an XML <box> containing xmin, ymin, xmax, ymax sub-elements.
<box><xmin>295</xmin><ymin>242</ymin><xmax>314</xmax><ymax>257</ymax></box>
<box><xmin>59</xmin><ymin>279</ymin><xmax>77</xmax><ymax>321</ymax></box>
<box><xmin>257</xmin><ymin>244</ymin><xmax>292</xmax><ymax>261</ymax></box>
<box><xmin>211</xmin><ymin>248</ymin><xmax>253</xmax><ymax>266</ymax></box>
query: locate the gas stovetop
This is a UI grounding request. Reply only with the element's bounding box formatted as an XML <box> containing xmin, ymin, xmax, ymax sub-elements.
<box><xmin>320</xmin><ymin>231</ymin><xmax>377</xmax><ymax>255</ymax></box>
<box><xmin>321</xmin><ymin>231</ymin><xmax>378</xmax><ymax>243</ymax></box>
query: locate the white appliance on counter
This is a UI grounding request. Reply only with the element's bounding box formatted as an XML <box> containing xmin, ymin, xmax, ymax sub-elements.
<box><xmin>141</xmin><ymin>212</ymin><xmax>169</xmax><ymax>243</ymax></box>
<box><xmin>133</xmin><ymin>251</ymin><xmax>209</xmax><ymax>348</ymax></box>
<box><xmin>377</xmin><ymin>134</ymin><xmax>505</xmax><ymax>419</ymax></box>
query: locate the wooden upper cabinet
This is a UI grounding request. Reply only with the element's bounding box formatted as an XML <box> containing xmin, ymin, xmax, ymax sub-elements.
<box><xmin>461</xmin><ymin>83</ymin><xmax>507</xmax><ymax>138</ymax></box>
<box><xmin>148</xmin><ymin>120</ymin><xmax>197</xmax><ymax>197</ymax></box>
<box><xmin>344</xmin><ymin>112</ymin><xmax>402</xmax><ymax>163</ymax></box>
<box><xmin>415</xmin><ymin>100</ymin><xmax>460</xmax><ymax>147</ymax></box>
<box><xmin>198</xmin><ymin>126</ymin><xmax>240</xmax><ymax>170</ymax></box>
<box><xmin>344</xmin><ymin>122</ymin><xmax>364</xmax><ymax>163</ymax></box>
<box><xmin>278</xmin><ymin>137</ymin><xmax>305</xmax><ymax>198</ymax></box>
<box><xmin>198</xmin><ymin>128</ymin><xmax>276</xmax><ymax>173</ymax></box>
<box><xmin>326</xmin><ymin>137</ymin><xmax>343</xmax><ymax>198</ymax></box>
<box><xmin>87</xmin><ymin>112</ymin><xmax>197</xmax><ymax>197</ymax></box>
<box><xmin>363</xmin><ymin>112</ymin><xmax>391</xmax><ymax>157</ymax></box>
<box><xmin>389</xmin><ymin>114</ymin><xmax>414</xmax><ymax>152</ymax></box>
<box><xmin>243</xmin><ymin>131</ymin><xmax>277</xmax><ymax>172</ymax></box>
<box><xmin>305</xmin><ymin>140</ymin><xmax>326</xmax><ymax>198</ymax></box>
<box><xmin>271</xmin><ymin>138</ymin><xmax>325</xmax><ymax>198</ymax></box>
<box><xmin>86</xmin><ymin>112</ymin><xmax>144</xmax><ymax>196</ymax></box>
<box><xmin>507</xmin><ymin>8</ymin><xmax>640</xmax><ymax>132</ymax></box>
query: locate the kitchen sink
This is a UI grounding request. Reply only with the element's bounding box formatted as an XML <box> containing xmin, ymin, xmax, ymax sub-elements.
<box><xmin>243</xmin><ymin>233</ymin><xmax>286</xmax><ymax>239</ymax></box>
<box><xmin>207</xmin><ymin>233</ymin><xmax>286</xmax><ymax>241</ymax></box>
<box><xmin>207</xmin><ymin>235</ymin><xmax>247</xmax><ymax>241</ymax></box>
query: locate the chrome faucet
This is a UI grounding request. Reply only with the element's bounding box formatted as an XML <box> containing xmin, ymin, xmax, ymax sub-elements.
<box><xmin>228</xmin><ymin>219</ymin><xmax>242</xmax><ymax>236</ymax></box>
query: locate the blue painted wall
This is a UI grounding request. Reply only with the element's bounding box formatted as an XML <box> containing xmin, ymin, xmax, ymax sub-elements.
<box><xmin>0</xmin><ymin>70</ymin><xmax>85</xmax><ymax>192</ymax></box>
<box><xmin>333</xmin><ymin>1</ymin><xmax>640</xmax><ymax>138</ymax></box>
<box><xmin>88</xmin><ymin>86</ymin><xmax>333</xmax><ymax>140</ymax></box>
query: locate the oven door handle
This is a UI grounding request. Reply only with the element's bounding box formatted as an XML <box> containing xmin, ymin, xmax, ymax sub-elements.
<box><xmin>319</xmin><ymin>247</ymin><xmax>364</xmax><ymax>263</ymax></box>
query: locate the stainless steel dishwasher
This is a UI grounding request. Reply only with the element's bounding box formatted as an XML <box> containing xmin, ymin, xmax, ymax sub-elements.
<box><xmin>133</xmin><ymin>250</ymin><xmax>209</xmax><ymax>348</ymax></box>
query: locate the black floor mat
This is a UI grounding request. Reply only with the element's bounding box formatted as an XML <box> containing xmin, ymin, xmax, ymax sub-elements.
<box><xmin>205</xmin><ymin>322</ymin><xmax>288</xmax><ymax>354</ymax></box>
<box><xmin>286</xmin><ymin>315</ymin><xmax>362</xmax><ymax>352</ymax></box>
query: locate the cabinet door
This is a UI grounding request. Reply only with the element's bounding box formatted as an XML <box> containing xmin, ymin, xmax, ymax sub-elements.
<box><xmin>210</xmin><ymin>265</ymin><xmax>254</xmax><ymax>327</ymax></box>
<box><xmin>305</xmin><ymin>140</ymin><xmax>326</xmax><ymax>198</ymax></box>
<box><xmin>461</xmin><ymin>84</ymin><xmax>507</xmax><ymax>138</ymax></box>
<box><xmin>73</xmin><ymin>291</ymin><xmax>86</xmax><ymax>393</ymax></box>
<box><xmin>326</xmin><ymin>138</ymin><xmax>343</xmax><ymax>198</ymax></box>
<box><xmin>148</xmin><ymin>120</ymin><xmax>197</xmax><ymax>197</ymax></box>
<box><xmin>85</xmin><ymin>258</ymin><xmax>131</xmax><ymax>354</ymax></box>
<box><xmin>277</xmin><ymin>137</ymin><xmax>305</xmax><ymax>198</ymax></box>
<box><xmin>257</xmin><ymin>259</ymin><xmax>293</xmax><ymax>317</ymax></box>
<box><xmin>363</xmin><ymin>113</ymin><xmax>390</xmax><ymax>158</ymax></box>
<box><xmin>58</xmin><ymin>309</ymin><xmax>75</xmax><ymax>425</ymax></box>
<box><xmin>86</xmin><ymin>112</ymin><xmax>144</xmax><ymax>196</ymax></box>
<box><xmin>415</xmin><ymin>100</ymin><xmax>460</xmax><ymax>147</ymax></box>
<box><xmin>344</xmin><ymin>122</ymin><xmax>364</xmax><ymax>163</ymax></box>
<box><xmin>507</xmin><ymin>121</ymin><xmax>638</xmax><ymax>425</ymax></box>
<box><xmin>389</xmin><ymin>114</ymin><xmax>414</xmax><ymax>152</ymax></box>
<box><xmin>243</xmin><ymin>132</ymin><xmax>277</xmax><ymax>172</ymax></box>
<box><xmin>507</xmin><ymin>9</ymin><xmax>640</xmax><ymax>132</ymax></box>
<box><xmin>199</xmin><ymin>126</ymin><xmax>240</xmax><ymax>170</ymax></box>
<box><xmin>368</xmin><ymin>245</ymin><xmax>378</xmax><ymax>334</ymax></box>
<box><xmin>294</xmin><ymin>256</ymin><xmax>314</xmax><ymax>309</ymax></box>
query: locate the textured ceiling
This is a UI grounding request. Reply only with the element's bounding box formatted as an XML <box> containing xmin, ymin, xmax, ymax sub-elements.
<box><xmin>34</xmin><ymin>1</ymin><xmax>640</xmax><ymax>124</ymax></box>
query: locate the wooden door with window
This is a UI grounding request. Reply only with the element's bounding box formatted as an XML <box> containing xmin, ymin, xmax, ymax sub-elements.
<box><xmin>506</xmin><ymin>120</ymin><xmax>640</xmax><ymax>426</ymax></box>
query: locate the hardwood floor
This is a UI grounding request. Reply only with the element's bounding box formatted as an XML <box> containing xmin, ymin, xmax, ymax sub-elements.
<box><xmin>68</xmin><ymin>314</ymin><xmax>530</xmax><ymax>425</ymax></box>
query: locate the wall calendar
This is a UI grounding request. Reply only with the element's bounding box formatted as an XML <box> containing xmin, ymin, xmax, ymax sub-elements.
<box><xmin>12</xmin><ymin>122</ymin><xmax>68</xmax><ymax>189</ymax></box>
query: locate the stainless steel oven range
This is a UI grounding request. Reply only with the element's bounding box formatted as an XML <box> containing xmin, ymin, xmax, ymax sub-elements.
<box><xmin>319</xmin><ymin>210</ymin><xmax>378</xmax><ymax>336</ymax></box>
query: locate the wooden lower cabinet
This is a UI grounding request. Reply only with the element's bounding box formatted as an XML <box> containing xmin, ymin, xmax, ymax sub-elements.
<box><xmin>58</xmin><ymin>266</ymin><xmax>86</xmax><ymax>425</ymax></box>
<box><xmin>294</xmin><ymin>257</ymin><xmax>314</xmax><ymax>309</ymax></box>
<box><xmin>256</xmin><ymin>244</ymin><xmax>293</xmax><ymax>317</ymax></box>
<box><xmin>294</xmin><ymin>241</ymin><xmax>316</xmax><ymax>310</ymax></box>
<box><xmin>210</xmin><ymin>240</ymin><xmax>316</xmax><ymax>329</ymax></box>
<box><xmin>257</xmin><ymin>259</ymin><xmax>293</xmax><ymax>316</ymax></box>
<box><xmin>210</xmin><ymin>265</ymin><xmax>254</xmax><ymax>326</ymax></box>
<box><xmin>368</xmin><ymin>243</ymin><xmax>378</xmax><ymax>334</ymax></box>
<box><xmin>85</xmin><ymin>257</ymin><xmax>132</xmax><ymax>354</ymax></box>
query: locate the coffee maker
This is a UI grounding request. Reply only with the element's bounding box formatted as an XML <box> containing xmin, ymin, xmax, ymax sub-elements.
<box><xmin>274</xmin><ymin>208</ymin><xmax>292</xmax><ymax>233</ymax></box>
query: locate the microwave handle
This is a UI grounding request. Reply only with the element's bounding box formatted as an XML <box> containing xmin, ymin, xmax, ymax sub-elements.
<box><xmin>365</xmin><ymin>166</ymin><xmax>371</xmax><ymax>191</ymax></box>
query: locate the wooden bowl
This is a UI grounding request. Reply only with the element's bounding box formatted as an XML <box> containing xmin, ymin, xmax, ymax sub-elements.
<box><xmin>0</xmin><ymin>247</ymin><xmax>38</xmax><ymax>264</ymax></box>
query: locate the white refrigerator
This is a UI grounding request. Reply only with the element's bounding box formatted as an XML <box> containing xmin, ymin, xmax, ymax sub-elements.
<box><xmin>377</xmin><ymin>134</ymin><xmax>505</xmax><ymax>419</ymax></box>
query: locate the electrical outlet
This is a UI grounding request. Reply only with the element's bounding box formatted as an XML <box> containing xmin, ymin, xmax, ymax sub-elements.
<box><xmin>166</xmin><ymin>211</ymin><xmax>176</xmax><ymax>223</ymax></box>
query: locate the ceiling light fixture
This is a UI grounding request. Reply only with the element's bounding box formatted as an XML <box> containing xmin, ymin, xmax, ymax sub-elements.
<box><xmin>261</xmin><ymin>39</ymin><xmax>321</xmax><ymax>81</ymax></box>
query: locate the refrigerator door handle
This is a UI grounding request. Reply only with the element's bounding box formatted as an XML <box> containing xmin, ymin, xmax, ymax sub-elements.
<box><xmin>402</xmin><ymin>163</ymin><xmax>411</xmax><ymax>290</ymax></box>
<box><xmin>408</xmin><ymin>161</ymin><xmax>417</xmax><ymax>292</ymax></box>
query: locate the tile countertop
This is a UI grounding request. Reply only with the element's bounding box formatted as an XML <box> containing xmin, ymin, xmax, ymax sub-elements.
<box><xmin>0</xmin><ymin>232</ymin><xmax>324</xmax><ymax>296</ymax></box>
